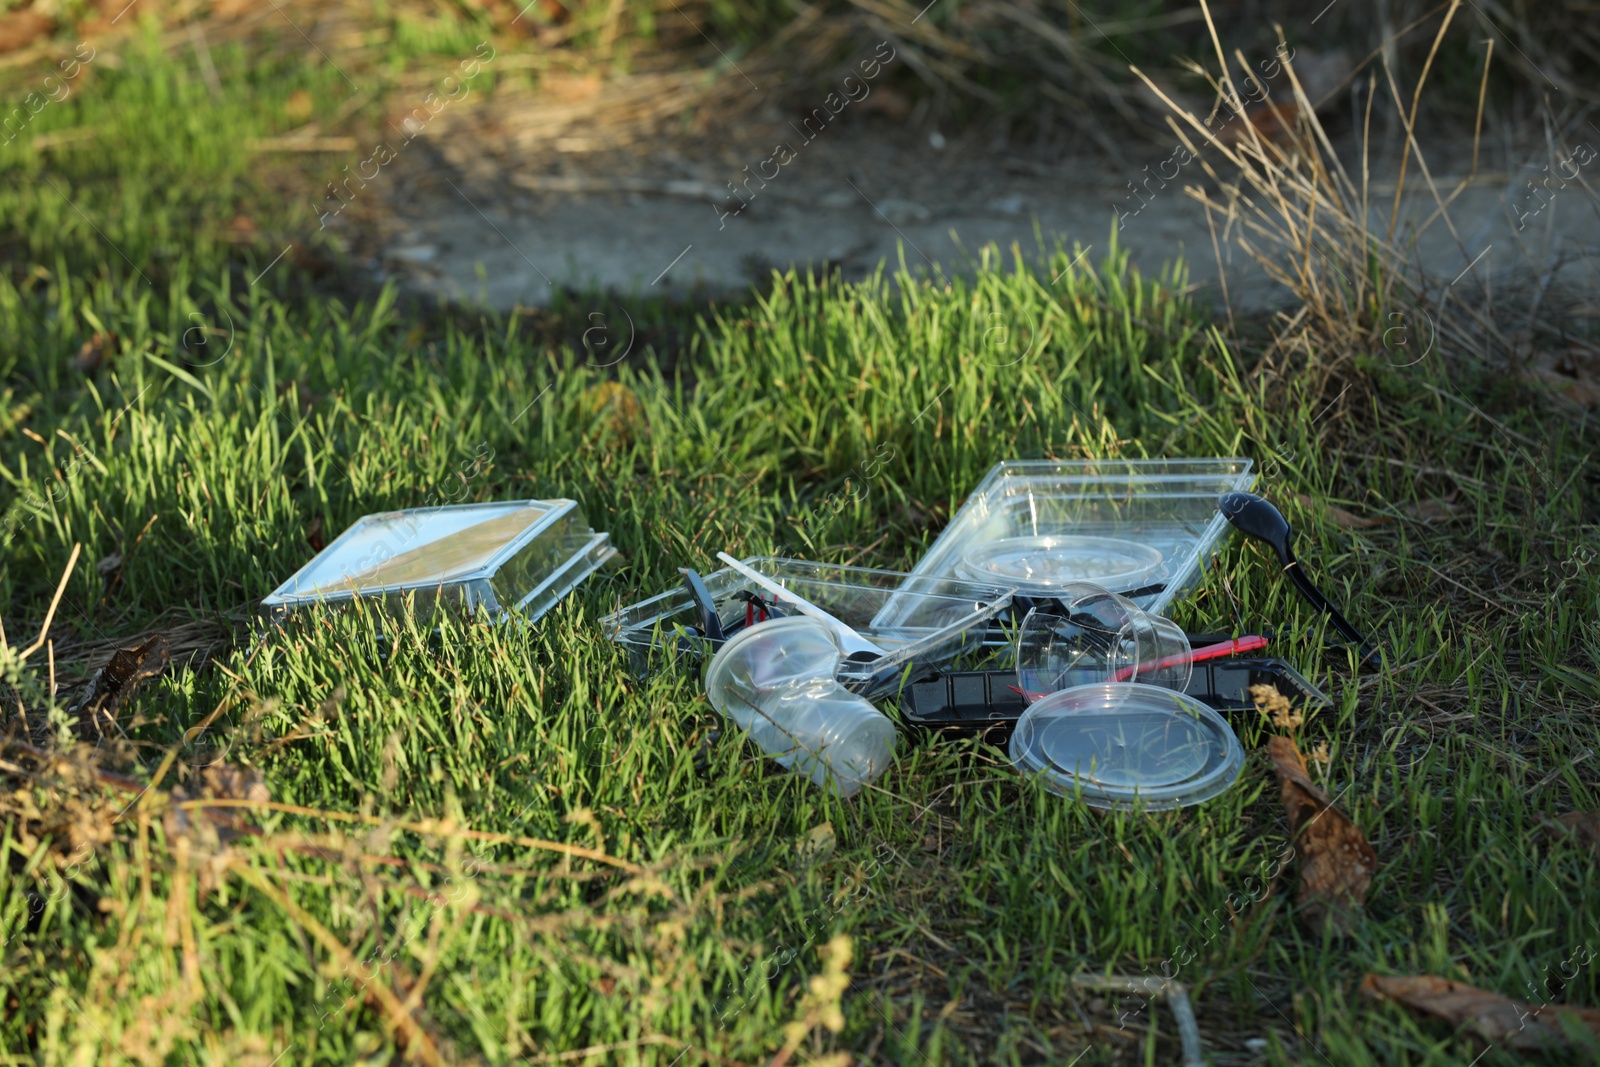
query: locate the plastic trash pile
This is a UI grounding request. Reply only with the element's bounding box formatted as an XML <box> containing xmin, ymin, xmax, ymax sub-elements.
<box><xmin>266</xmin><ymin>458</ymin><xmax>1368</xmax><ymax>809</ymax></box>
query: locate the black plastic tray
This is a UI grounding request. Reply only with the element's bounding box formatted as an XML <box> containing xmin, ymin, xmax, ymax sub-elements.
<box><xmin>897</xmin><ymin>653</ymin><xmax>1330</xmax><ymax>741</ymax></box>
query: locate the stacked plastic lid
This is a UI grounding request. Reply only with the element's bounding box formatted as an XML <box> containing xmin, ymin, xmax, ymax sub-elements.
<box><xmin>1008</xmin><ymin>683</ymin><xmax>1243</xmax><ymax>810</ymax></box>
<box><xmin>959</xmin><ymin>535</ymin><xmax>1166</xmax><ymax>592</ymax></box>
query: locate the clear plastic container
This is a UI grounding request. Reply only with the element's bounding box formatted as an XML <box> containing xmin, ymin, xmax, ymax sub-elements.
<box><xmin>1015</xmin><ymin>584</ymin><xmax>1193</xmax><ymax>699</ymax></box>
<box><xmin>1009</xmin><ymin>683</ymin><xmax>1244</xmax><ymax>810</ymax></box>
<box><xmin>704</xmin><ymin>617</ymin><xmax>896</xmax><ymax>797</ymax></box>
<box><xmin>873</xmin><ymin>458</ymin><xmax>1255</xmax><ymax>624</ymax></box>
<box><xmin>261</xmin><ymin>500</ymin><xmax>616</xmax><ymax>623</ymax></box>
<box><xmin>602</xmin><ymin>558</ymin><xmax>1011</xmax><ymax>697</ymax></box>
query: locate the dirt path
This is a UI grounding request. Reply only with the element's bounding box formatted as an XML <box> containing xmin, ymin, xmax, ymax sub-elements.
<box><xmin>369</xmin><ymin>117</ymin><xmax>1600</xmax><ymax>315</ymax></box>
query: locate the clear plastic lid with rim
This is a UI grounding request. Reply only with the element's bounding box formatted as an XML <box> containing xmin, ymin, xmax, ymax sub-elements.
<box><xmin>261</xmin><ymin>499</ymin><xmax>617</xmax><ymax>623</ymax></box>
<box><xmin>871</xmin><ymin>458</ymin><xmax>1255</xmax><ymax>626</ymax></box>
<box><xmin>1009</xmin><ymin>682</ymin><xmax>1244</xmax><ymax>810</ymax></box>
<box><xmin>601</xmin><ymin>557</ymin><xmax>1013</xmax><ymax>697</ymax></box>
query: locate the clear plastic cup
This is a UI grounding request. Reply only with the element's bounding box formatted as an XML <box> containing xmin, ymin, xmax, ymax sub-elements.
<box><xmin>704</xmin><ymin>617</ymin><xmax>896</xmax><ymax>797</ymax></box>
<box><xmin>1014</xmin><ymin>583</ymin><xmax>1192</xmax><ymax>701</ymax></box>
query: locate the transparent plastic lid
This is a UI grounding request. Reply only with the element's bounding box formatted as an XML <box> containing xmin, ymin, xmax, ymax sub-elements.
<box><xmin>262</xmin><ymin>499</ymin><xmax>616</xmax><ymax>623</ymax></box>
<box><xmin>1009</xmin><ymin>683</ymin><xmax>1243</xmax><ymax>810</ymax></box>
<box><xmin>286</xmin><ymin>504</ymin><xmax>551</xmax><ymax>595</ymax></box>
<box><xmin>958</xmin><ymin>535</ymin><xmax>1165</xmax><ymax>592</ymax></box>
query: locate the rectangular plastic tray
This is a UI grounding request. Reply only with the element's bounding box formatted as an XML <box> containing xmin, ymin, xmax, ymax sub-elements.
<box><xmin>262</xmin><ymin>499</ymin><xmax>617</xmax><ymax>623</ymax></box>
<box><xmin>872</xmin><ymin>458</ymin><xmax>1255</xmax><ymax>626</ymax></box>
<box><xmin>601</xmin><ymin>557</ymin><xmax>1013</xmax><ymax>697</ymax></box>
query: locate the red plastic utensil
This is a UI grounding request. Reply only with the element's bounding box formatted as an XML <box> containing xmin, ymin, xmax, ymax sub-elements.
<box><xmin>1008</xmin><ymin>636</ymin><xmax>1269</xmax><ymax>702</ymax></box>
<box><xmin>1111</xmin><ymin>635</ymin><xmax>1268</xmax><ymax>683</ymax></box>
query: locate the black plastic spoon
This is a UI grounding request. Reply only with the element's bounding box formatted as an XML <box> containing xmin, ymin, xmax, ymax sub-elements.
<box><xmin>1219</xmin><ymin>491</ymin><xmax>1377</xmax><ymax>664</ymax></box>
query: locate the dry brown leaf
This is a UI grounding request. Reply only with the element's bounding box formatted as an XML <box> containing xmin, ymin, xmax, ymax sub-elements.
<box><xmin>1267</xmin><ymin>735</ymin><xmax>1376</xmax><ymax>934</ymax></box>
<box><xmin>858</xmin><ymin>86</ymin><xmax>913</xmax><ymax>120</ymax></box>
<box><xmin>1523</xmin><ymin>343</ymin><xmax>1600</xmax><ymax>408</ymax></box>
<box><xmin>1543</xmin><ymin>811</ymin><xmax>1600</xmax><ymax>853</ymax></box>
<box><xmin>75</xmin><ymin>634</ymin><xmax>171</xmax><ymax>717</ymax></box>
<box><xmin>1220</xmin><ymin>102</ymin><xmax>1302</xmax><ymax>147</ymax></box>
<box><xmin>305</xmin><ymin>514</ymin><xmax>326</xmax><ymax>552</ymax></box>
<box><xmin>1403</xmin><ymin>492</ymin><xmax>1462</xmax><ymax>523</ymax></box>
<box><xmin>584</xmin><ymin>380</ymin><xmax>647</xmax><ymax>443</ymax></box>
<box><xmin>1294</xmin><ymin>492</ymin><xmax>1389</xmax><ymax>530</ymax></box>
<box><xmin>1360</xmin><ymin>974</ymin><xmax>1600</xmax><ymax>1051</ymax></box>
<box><xmin>284</xmin><ymin>89</ymin><xmax>313</xmax><ymax>121</ymax></box>
<box><xmin>0</xmin><ymin>10</ymin><xmax>53</xmax><ymax>54</ymax></box>
<box><xmin>541</xmin><ymin>73</ymin><xmax>602</xmax><ymax>103</ymax></box>
<box><xmin>72</xmin><ymin>331</ymin><xmax>119</xmax><ymax>373</ymax></box>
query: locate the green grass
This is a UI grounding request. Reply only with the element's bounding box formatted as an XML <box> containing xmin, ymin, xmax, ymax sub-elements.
<box><xmin>3</xmin><ymin>17</ymin><xmax>1600</xmax><ymax>1067</ymax></box>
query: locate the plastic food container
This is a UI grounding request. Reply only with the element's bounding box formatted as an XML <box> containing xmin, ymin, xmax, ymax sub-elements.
<box><xmin>261</xmin><ymin>500</ymin><xmax>617</xmax><ymax>623</ymax></box>
<box><xmin>1009</xmin><ymin>683</ymin><xmax>1244</xmax><ymax>810</ymax></box>
<box><xmin>873</xmin><ymin>458</ymin><xmax>1255</xmax><ymax>625</ymax></box>
<box><xmin>601</xmin><ymin>557</ymin><xmax>1012</xmax><ymax>697</ymax></box>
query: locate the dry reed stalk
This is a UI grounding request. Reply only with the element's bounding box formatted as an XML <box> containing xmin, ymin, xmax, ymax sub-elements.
<box><xmin>1129</xmin><ymin>0</ymin><xmax>1532</xmax><ymax>410</ymax></box>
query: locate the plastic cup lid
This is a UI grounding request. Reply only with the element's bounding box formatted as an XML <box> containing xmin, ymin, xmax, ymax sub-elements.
<box><xmin>1008</xmin><ymin>683</ymin><xmax>1243</xmax><ymax>810</ymax></box>
<box><xmin>958</xmin><ymin>535</ymin><xmax>1164</xmax><ymax>592</ymax></box>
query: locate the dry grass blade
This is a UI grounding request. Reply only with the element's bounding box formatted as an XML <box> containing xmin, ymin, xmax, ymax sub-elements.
<box><xmin>1294</xmin><ymin>492</ymin><xmax>1392</xmax><ymax>530</ymax></box>
<box><xmin>14</xmin><ymin>542</ymin><xmax>81</xmax><ymax>661</ymax></box>
<box><xmin>231</xmin><ymin>863</ymin><xmax>452</xmax><ymax>1067</ymax></box>
<box><xmin>1463</xmin><ymin>0</ymin><xmax>1600</xmax><ymax>103</ymax></box>
<box><xmin>167</xmin><ymin>798</ymin><xmax>648</xmax><ymax>876</ymax></box>
<box><xmin>1130</xmin><ymin>5</ymin><xmax>1551</xmax><ymax>416</ymax></box>
<box><xmin>58</xmin><ymin>613</ymin><xmax>229</xmax><ymax>670</ymax></box>
<box><xmin>1385</xmin><ymin>0</ymin><xmax>1463</xmax><ymax>246</ymax></box>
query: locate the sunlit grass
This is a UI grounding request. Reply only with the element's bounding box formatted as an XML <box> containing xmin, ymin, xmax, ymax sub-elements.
<box><xmin>2</xmin><ymin>19</ymin><xmax>1599</xmax><ymax>1067</ymax></box>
